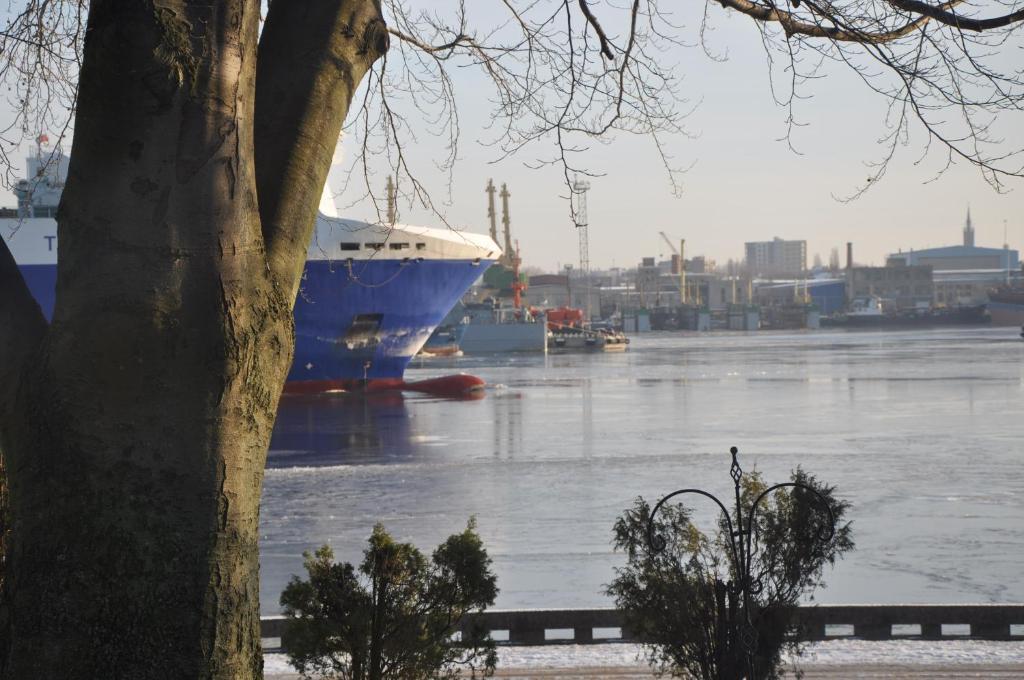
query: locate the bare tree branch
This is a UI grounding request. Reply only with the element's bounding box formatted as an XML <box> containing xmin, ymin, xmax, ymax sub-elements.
<box><xmin>884</xmin><ymin>0</ymin><xmax>1024</xmax><ymax>32</ymax></box>
<box><xmin>0</xmin><ymin>1</ymin><xmax>83</xmax><ymax>189</ymax></box>
<box><xmin>337</xmin><ymin>0</ymin><xmax>1024</xmax><ymax>226</ymax></box>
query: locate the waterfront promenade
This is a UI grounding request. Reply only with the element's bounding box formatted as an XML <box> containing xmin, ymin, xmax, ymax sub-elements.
<box><xmin>487</xmin><ymin>665</ymin><xmax>1024</xmax><ymax>678</ymax></box>
<box><xmin>264</xmin><ymin>638</ymin><xmax>1024</xmax><ymax>678</ymax></box>
<box><xmin>266</xmin><ymin>662</ymin><xmax>1024</xmax><ymax>678</ymax></box>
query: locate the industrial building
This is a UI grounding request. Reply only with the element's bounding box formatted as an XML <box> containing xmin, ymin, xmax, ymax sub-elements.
<box><xmin>744</xmin><ymin>238</ymin><xmax>807</xmax><ymax>277</ymax></box>
<box><xmin>884</xmin><ymin>209</ymin><xmax>1019</xmax><ymax>305</ymax></box>
<box><xmin>525</xmin><ymin>274</ymin><xmax>571</xmax><ymax>308</ymax></box>
<box><xmin>847</xmin><ymin>264</ymin><xmax>934</xmax><ymax>310</ymax></box>
<box><xmin>886</xmin><ymin>209</ymin><xmax>1019</xmax><ymax>272</ymax></box>
<box><xmin>756</xmin><ymin>279</ymin><xmax>846</xmax><ymax>316</ymax></box>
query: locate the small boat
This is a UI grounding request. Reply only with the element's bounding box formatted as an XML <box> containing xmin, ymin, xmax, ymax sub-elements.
<box><xmin>548</xmin><ymin>321</ymin><xmax>630</xmax><ymax>352</ymax></box>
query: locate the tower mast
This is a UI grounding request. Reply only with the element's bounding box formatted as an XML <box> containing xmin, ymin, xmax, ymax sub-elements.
<box><xmin>572</xmin><ymin>176</ymin><xmax>591</xmax><ymax>320</ymax></box>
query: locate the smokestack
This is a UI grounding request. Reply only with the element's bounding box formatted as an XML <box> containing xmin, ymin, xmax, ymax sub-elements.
<box><xmin>680</xmin><ymin>239</ymin><xmax>687</xmax><ymax>305</ymax></box>
<box><xmin>845</xmin><ymin>242</ymin><xmax>854</xmax><ymax>304</ymax></box>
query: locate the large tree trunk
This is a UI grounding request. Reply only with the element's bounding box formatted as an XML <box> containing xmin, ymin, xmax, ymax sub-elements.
<box><xmin>0</xmin><ymin>1</ymin><xmax>384</xmax><ymax>677</ymax></box>
<box><xmin>2</xmin><ymin>2</ymin><xmax>291</xmax><ymax>677</ymax></box>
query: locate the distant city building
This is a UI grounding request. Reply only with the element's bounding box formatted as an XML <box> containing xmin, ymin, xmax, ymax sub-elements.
<box><xmin>756</xmin><ymin>279</ymin><xmax>846</xmax><ymax>316</ymax></box>
<box><xmin>848</xmin><ymin>263</ymin><xmax>934</xmax><ymax>310</ymax></box>
<box><xmin>933</xmin><ymin>269</ymin><xmax>1022</xmax><ymax>306</ymax></box>
<box><xmin>744</xmin><ymin>238</ymin><xmax>807</xmax><ymax>277</ymax></box>
<box><xmin>887</xmin><ymin>208</ymin><xmax>1019</xmax><ymax>272</ymax></box>
<box><xmin>687</xmin><ymin>256</ymin><xmax>715</xmax><ymax>274</ymax></box>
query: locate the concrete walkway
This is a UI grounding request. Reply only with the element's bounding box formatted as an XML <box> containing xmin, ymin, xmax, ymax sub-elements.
<box><xmin>488</xmin><ymin>664</ymin><xmax>1024</xmax><ymax>678</ymax></box>
<box><xmin>268</xmin><ymin>663</ymin><xmax>1024</xmax><ymax>678</ymax></box>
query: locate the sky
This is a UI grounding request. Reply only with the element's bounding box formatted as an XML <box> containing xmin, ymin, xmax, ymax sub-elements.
<box><xmin>320</xmin><ymin>2</ymin><xmax>1024</xmax><ymax>272</ymax></box>
<box><xmin>4</xmin><ymin>1</ymin><xmax>1022</xmax><ymax>272</ymax></box>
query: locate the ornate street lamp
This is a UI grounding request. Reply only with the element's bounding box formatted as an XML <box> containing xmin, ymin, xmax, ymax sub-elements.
<box><xmin>645</xmin><ymin>446</ymin><xmax>837</xmax><ymax>679</ymax></box>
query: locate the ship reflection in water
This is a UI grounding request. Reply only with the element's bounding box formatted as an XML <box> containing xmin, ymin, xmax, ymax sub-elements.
<box><xmin>269</xmin><ymin>387</ymin><xmax>486</xmax><ymax>468</ymax></box>
<box><xmin>268</xmin><ymin>393</ymin><xmax>416</xmax><ymax>468</ymax></box>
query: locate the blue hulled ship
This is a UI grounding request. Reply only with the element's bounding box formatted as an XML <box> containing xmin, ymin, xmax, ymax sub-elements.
<box><xmin>288</xmin><ymin>216</ymin><xmax>499</xmax><ymax>392</ymax></box>
<box><xmin>3</xmin><ymin>149</ymin><xmax>500</xmax><ymax>394</ymax></box>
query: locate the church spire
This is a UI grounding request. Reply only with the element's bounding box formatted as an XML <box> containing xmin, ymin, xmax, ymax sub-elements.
<box><xmin>963</xmin><ymin>205</ymin><xmax>975</xmax><ymax>247</ymax></box>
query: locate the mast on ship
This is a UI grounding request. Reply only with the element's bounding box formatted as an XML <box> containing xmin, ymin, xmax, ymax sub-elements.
<box><xmin>485</xmin><ymin>179</ymin><xmax>498</xmax><ymax>247</ymax></box>
<box><xmin>511</xmin><ymin>239</ymin><xmax>526</xmax><ymax>310</ymax></box>
<box><xmin>500</xmin><ymin>183</ymin><xmax>513</xmax><ymax>267</ymax></box>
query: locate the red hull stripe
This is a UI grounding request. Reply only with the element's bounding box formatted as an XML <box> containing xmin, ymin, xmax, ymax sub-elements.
<box><xmin>283</xmin><ymin>374</ymin><xmax>486</xmax><ymax>398</ymax></box>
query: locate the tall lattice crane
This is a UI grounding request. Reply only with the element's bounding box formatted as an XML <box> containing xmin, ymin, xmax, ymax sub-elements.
<box><xmin>572</xmin><ymin>176</ymin><xmax>591</xmax><ymax>319</ymax></box>
<box><xmin>658</xmin><ymin>231</ymin><xmax>676</xmax><ymax>256</ymax></box>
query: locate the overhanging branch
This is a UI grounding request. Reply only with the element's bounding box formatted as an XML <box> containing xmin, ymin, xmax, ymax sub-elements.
<box><xmin>885</xmin><ymin>0</ymin><xmax>1024</xmax><ymax>31</ymax></box>
<box><xmin>715</xmin><ymin>0</ymin><xmax>962</xmax><ymax>42</ymax></box>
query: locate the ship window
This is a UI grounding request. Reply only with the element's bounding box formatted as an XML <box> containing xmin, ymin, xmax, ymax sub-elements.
<box><xmin>340</xmin><ymin>242</ymin><xmax>360</xmax><ymax>251</ymax></box>
<box><xmin>366</xmin><ymin>242</ymin><xmax>384</xmax><ymax>250</ymax></box>
<box><xmin>389</xmin><ymin>242</ymin><xmax>410</xmax><ymax>250</ymax></box>
<box><xmin>416</xmin><ymin>243</ymin><xmax>427</xmax><ymax>251</ymax></box>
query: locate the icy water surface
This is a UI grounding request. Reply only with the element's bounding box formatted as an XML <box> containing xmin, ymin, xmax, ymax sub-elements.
<box><xmin>260</xmin><ymin>327</ymin><xmax>1024</xmax><ymax>614</ymax></box>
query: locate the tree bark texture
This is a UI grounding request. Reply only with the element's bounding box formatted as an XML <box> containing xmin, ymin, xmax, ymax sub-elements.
<box><xmin>255</xmin><ymin>0</ymin><xmax>389</xmax><ymax>303</ymax></box>
<box><xmin>0</xmin><ymin>1</ymin><xmax>385</xmax><ymax>678</ymax></box>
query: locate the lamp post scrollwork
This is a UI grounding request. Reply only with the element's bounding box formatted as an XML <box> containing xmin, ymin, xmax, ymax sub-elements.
<box><xmin>645</xmin><ymin>446</ymin><xmax>838</xmax><ymax>679</ymax></box>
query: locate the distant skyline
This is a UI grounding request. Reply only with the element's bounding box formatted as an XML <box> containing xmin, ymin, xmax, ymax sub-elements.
<box><xmin>4</xmin><ymin>4</ymin><xmax>1022</xmax><ymax>273</ymax></box>
<box><xmin>317</xmin><ymin>6</ymin><xmax>1023</xmax><ymax>273</ymax></box>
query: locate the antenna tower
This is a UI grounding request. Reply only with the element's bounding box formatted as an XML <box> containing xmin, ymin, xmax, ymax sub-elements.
<box><xmin>572</xmin><ymin>176</ymin><xmax>591</xmax><ymax>320</ymax></box>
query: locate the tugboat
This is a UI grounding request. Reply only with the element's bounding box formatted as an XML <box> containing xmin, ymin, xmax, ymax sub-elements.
<box><xmin>546</xmin><ymin>306</ymin><xmax>629</xmax><ymax>352</ymax></box>
<box><xmin>452</xmin><ymin>241</ymin><xmax>549</xmax><ymax>354</ymax></box>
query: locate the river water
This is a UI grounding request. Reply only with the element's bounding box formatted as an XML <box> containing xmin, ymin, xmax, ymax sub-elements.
<box><xmin>259</xmin><ymin>327</ymin><xmax>1024</xmax><ymax>614</ymax></box>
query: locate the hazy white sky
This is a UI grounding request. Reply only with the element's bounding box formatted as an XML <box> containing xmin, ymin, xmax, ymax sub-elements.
<box><xmin>4</xmin><ymin>2</ymin><xmax>1022</xmax><ymax>272</ymax></box>
<box><xmin>325</xmin><ymin>2</ymin><xmax>1024</xmax><ymax>272</ymax></box>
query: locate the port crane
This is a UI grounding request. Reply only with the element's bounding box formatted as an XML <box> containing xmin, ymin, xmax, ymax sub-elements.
<box><xmin>658</xmin><ymin>231</ymin><xmax>688</xmax><ymax>304</ymax></box>
<box><xmin>573</xmin><ymin>177</ymin><xmax>592</xmax><ymax>320</ymax></box>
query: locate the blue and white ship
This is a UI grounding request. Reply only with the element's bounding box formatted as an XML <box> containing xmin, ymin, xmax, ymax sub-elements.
<box><xmin>289</xmin><ymin>216</ymin><xmax>498</xmax><ymax>392</ymax></box>
<box><xmin>3</xmin><ymin>149</ymin><xmax>500</xmax><ymax>394</ymax></box>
